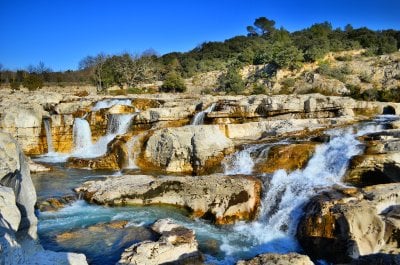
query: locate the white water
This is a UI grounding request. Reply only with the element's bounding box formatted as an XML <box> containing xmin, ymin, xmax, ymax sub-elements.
<box><xmin>72</xmin><ymin>114</ymin><xmax>133</xmax><ymax>159</ymax></box>
<box><xmin>223</xmin><ymin>144</ymin><xmax>272</xmax><ymax>175</ymax></box>
<box><xmin>191</xmin><ymin>103</ymin><xmax>216</xmax><ymax>125</ymax></box>
<box><xmin>125</xmin><ymin>136</ymin><xmax>139</xmax><ymax>169</ymax></box>
<box><xmin>35</xmin><ymin>114</ymin><xmax>133</xmax><ymax>162</ymax></box>
<box><xmin>73</xmin><ymin>118</ymin><xmax>93</xmax><ymax>152</ymax></box>
<box><xmin>91</xmin><ymin>99</ymin><xmax>132</xmax><ymax>111</ymax></box>
<box><xmin>218</xmin><ymin>123</ymin><xmax>384</xmax><ymax>260</ymax></box>
<box><xmin>43</xmin><ymin>119</ymin><xmax>54</xmax><ymax>153</ymax></box>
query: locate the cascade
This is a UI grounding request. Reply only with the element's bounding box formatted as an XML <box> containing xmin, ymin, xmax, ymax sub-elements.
<box><xmin>73</xmin><ymin>114</ymin><xmax>133</xmax><ymax>158</ymax></box>
<box><xmin>92</xmin><ymin>99</ymin><xmax>132</xmax><ymax>111</ymax></box>
<box><xmin>43</xmin><ymin>119</ymin><xmax>54</xmax><ymax>153</ymax></box>
<box><xmin>72</xmin><ymin>118</ymin><xmax>93</xmax><ymax>152</ymax></box>
<box><xmin>220</xmin><ymin>123</ymin><xmax>384</xmax><ymax>257</ymax></box>
<box><xmin>191</xmin><ymin>103</ymin><xmax>216</xmax><ymax>125</ymax></box>
<box><xmin>125</xmin><ymin>136</ymin><xmax>139</xmax><ymax>169</ymax></box>
<box><xmin>223</xmin><ymin>144</ymin><xmax>271</xmax><ymax>175</ymax></box>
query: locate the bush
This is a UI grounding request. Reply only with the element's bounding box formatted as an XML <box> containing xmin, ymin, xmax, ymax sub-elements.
<box><xmin>127</xmin><ymin>87</ymin><xmax>143</xmax><ymax>94</ymax></box>
<box><xmin>335</xmin><ymin>55</ymin><xmax>352</xmax><ymax>61</ymax></box>
<box><xmin>10</xmin><ymin>81</ymin><xmax>20</xmax><ymax>90</ymax></box>
<box><xmin>252</xmin><ymin>83</ymin><xmax>266</xmax><ymax>94</ymax></box>
<box><xmin>317</xmin><ymin>62</ymin><xmax>348</xmax><ymax>82</ymax></box>
<box><xmin>218</xmin><ymin>67</ymin><xmax>245</xmax><ymax>94</ymax></box>
<box><xmin>22</xmin><ymin>74</ymin><xmax>43</xmax><ymax>90</ymax></box>
<box><xmin>160</xmin><ymin>71</ymin><xmax>187</xmax><ymax>93</ymax></box>
<box><xmin>280</xmin><ymin>77</ymin><xmax>296</xmax><ymax>89</ymax></box>
<box><xmin>359</xmin><ymin>72</ymin><xmax>372</xmax><ymax>83</ymax></box>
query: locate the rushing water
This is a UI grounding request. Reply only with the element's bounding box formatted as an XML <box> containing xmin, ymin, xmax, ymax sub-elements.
<box><xmin>43</xmin><ymin>119</ymin><xmax>54</xmax><ymax>153</ymax></box>
<box><xmin>191</xmin><ymin>103</ymin><xmax>216</xmax><ymax>125</ymax></box>
<box><xmin>36</xmin><ymin>114</ymin><xmax>133</xmax><ymax>163</ymax></box>
<box><xmin>34</xmin><ymin>117</ymin><xmax>393</xmax><ymax>264</ymax></box>
<box><xmin>91</xmin><ymin>99</ymin><xmax>132</xmax><ymax>111</ymax></box>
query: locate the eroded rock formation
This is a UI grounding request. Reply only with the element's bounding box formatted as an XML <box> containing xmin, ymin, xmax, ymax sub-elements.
<box><xmin>75</xmin><ymin>174</ymin><xmax>261</xmax><ymax>224</ymax></box>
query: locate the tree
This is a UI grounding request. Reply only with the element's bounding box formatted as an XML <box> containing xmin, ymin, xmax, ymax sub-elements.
<box><xmin>254</xmin><ymin>17</ymin><xmax>276</xmax><ymax>36</ymax></box>
<box><xmin>79</xmin><ymin>53</ymin><xmax>108</xmax><ymax>91</ymax></box>
<box><xmin>218</xmin><ymin>67</ymin><xmax>245</xmax><ymax>94</ymax></box>
<box><xmin>160</xmin><ymin>71</ymin><xmax>186</xmax><ymax>93</ymax></box>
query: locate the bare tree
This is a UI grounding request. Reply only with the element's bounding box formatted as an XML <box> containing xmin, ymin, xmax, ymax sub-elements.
<box><xmin>79</xmin><ymin>53</ymin><xmax>108</xmax><ymax>91</ymax></box>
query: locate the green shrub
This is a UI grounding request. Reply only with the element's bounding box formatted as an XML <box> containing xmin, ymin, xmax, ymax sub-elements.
<box><xmin>127</xmin><ymin>87</ymin><xmax>143</xmax><ymax>94</ymax></box>
<box><xmin>22</xmin><ymin>74</ymin><xmax>43</xmax><ymax>90</ymax></box>
<box><xmin>359</xmin><ymin>72</ymin><xmax>372</xmax><ymax>83</ymax></box>
<box><xmin>10</xmin><ymin>81</ymin><xmax>20</xmax><ymax>90</ymax></box>
<box><xmin>252</xmin><ymin>83</ymin><xmax>266</xmax><ymax>94</ymax></box>
<box><xmin>160</xmin><ymin>71</ymin><xmax>187</xmax><ymax>93</ymax></box>
<box><xmin>218</xmin><ymin>67</ymin><xmax>245</xmax><ymax>94</ymax></box>
<box><xmin>280</xmin><ymin>77</ymin><xmax>296</xmax><ymax>89</ymax></box>
<box><xmin>335</xmin><ymin>55</ymin><xmax>352</xmax><ymax>61</ymax></box>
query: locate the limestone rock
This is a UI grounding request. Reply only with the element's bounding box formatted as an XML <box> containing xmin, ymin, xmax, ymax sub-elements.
<box><xmin>0</xmin><ymin>186</ymin><xmax>21</xmax><ymax>232</ymax></box>
<box><xmin>345</xmin><ymin>129</ymin><xmax>400</xmax><ymax>186</ymax></box>
<box><xmin>236</xmin><ymin>252</ymin><xmax>314</xmax><ymax>265</ymax></box>
<box><xmin>297</xmin><ymin>184</ymin><xmax>400</xmax><ymax>263</ymax></box>
<box><xmin>255</xmin><ymin>143</ymin><xmax>317</xmax><ymax>174</ymax></box>
<box><xmin>76</xmin><ymin>174</ymin><xmax>262</xmax><ymax>224</ymax></box>
<box><xmin>142</xmin><ymin>125</ymin><xmax>234</xmax><ymax>173</ymax></box>
<box><xmin>0</xmin><ymin>133</ymin><xmax>88</xmax><ymax>265</ymax></box>
<box><xmin>118</xmin><ymin>219</ymin><xmax>203</xmax><ymax>265</ymax></box>
<box><xmin>0</xmin><ymin>132</ymin><xmax>38</xmax><ymax>238</ymax></box>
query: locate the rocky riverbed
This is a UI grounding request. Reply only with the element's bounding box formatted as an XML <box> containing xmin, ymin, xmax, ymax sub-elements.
<box><xmin>1</xmin><ymin>89</ymin><xmax>400</xmax><ymax>264</ymax></box>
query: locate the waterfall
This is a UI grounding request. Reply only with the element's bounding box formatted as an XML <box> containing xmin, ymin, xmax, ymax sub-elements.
<box><xmin>43</xmin><ymin>119</ymin><xmax>54</xmax><ymax>153</ymax></box>
<box><xmin>73</xmin><ymin>118</ymin><xmax>93</xmax><ymax>152</ymax></box>
<box><xmin>191</xmin><ymin>103</ymin><xmax>216</xmax><ymax>125</ymax></box>
<box><xmin>220</xmin><ymin>123</ymin><xmax>384</xmax><ymax>257</ymax></box>
<box><xmin>72</xmin><ymin>114</ymin><xmax>133</xmax><ymax>158</ymax></box>
<box><xmin>92</xmin><ymin>99</ymin><xmax>132</xmax><ymax>111</ymax></box>
<box><xmin>125</xmin><ymin>136</ymin><xmax>139</xmax><ymax>169</ymax></box>
<box><xmin>107</xmin><ymin>114</ymin><xmax>133</xmax><ymax>135</ymax></box>
<box><xmin>223</xmin><ymin>144</ymin><xmax>271</xmax><ymax>175</ymax></box>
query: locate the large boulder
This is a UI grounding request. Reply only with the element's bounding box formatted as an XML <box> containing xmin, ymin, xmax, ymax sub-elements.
<box><xmin>76</xmin><ymin>174</ymin><xmax>262</xmax><ymax>224</ymax></box>
<box><xmin>0</xmin><ymin>104</ymin><xmax>46</xmax><ymax>154</ymax></box>
<box><xmin>297</xmin><ymin>184</ymin><xmax>400</xmax><ymax>263</ymax></box>
<box><xmin>142</xmin><ymin>125</ymin><xmax>234</xmax><ymax>173</ymax></box>
<box><xmin>0</xmin><ymin>133</ymin><xmax>88</xmax><ymax>265</ymax></box>
<box><xmin>236</xmin><ymin>252</ymin><xmax>314</xmax><ymax>265</ymax></box>
<box><xmin>345</xmin><ymin>129</ymin><xmax>400</xmax><ymax>186</ymax></box>
<box><xmin>255</xmin><ymin>143</ymin><xmax>317</xmax><ymax>174</ymax></box>
<box><xmin>118</xmin><ymin>219</ymin><xmax>203</xmax><ymax>265</ymax></box>
<box><xmin>0</xmin><ymin>132</ymin><xmax>37</xmax><ymax>237</ymax></box>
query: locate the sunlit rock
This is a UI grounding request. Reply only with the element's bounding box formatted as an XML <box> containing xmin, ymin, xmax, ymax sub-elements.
<box><xmin>118</xmin><ymin>218</ymin><xmax>203</xmax><ymax>265</ymax></box>
<box><xmin>75</xmin><ymin>174</ymin><xmax>262</xmax><ymax>224</ymax></box>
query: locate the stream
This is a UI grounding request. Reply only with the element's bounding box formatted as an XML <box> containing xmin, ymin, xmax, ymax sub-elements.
<box><xmin>31</xmin><ymin>115</ymin><xmax>397</xmax><ymax>264</ymax></box>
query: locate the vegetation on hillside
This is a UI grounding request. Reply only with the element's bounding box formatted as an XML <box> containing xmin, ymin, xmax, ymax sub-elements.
<box><xmin>0</xmin><ymin>17</ymin><xmax>399</xmax><ymax>96</ymax></box>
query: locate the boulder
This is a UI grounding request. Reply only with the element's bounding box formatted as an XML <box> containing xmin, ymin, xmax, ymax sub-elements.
<box><xmin>0</xmin><ymin>132</ymin><xmax>88</xmax><ymax>265</ymax></box>
<box><xmin>0</xmin><ymin>104</ymin><xmax>46</xmax><ymax>154</ymax></box>
<box><xmin>345</xmin><ymin>129</ymin><xmax>400</xmax><ymax>186</ymax></box>
<box><xmin>142</xmin><ymin>125</ymin><xmax>234</xmax><ymax>173</ymax></box>
<box><xmin>297</xmin><ymin>184</ymin><xmax>400</xmax><ymax>263</ymax></box>
<box><xmin>76</xmin><ymin>174</ymin><xmax>262</xmax><ymax>224</ymax></box>
<box><xmin>236</xmin><ymin>252</ymin><xmax>314</xmax><ymax>265</ymax></box>
<box><xmin>255</xmin><ymin>143</ymin><xmax>317</xmax><ymax>174</ymax></box>
<box><xmin>0</xmin><ymin>132</ymin><xmax>38</xmax><ymax>237</ymax></box>
<box><xmin>118</xmin><ymin>218</ymin><xmax>203</xmax><ymax>265</ymax></box>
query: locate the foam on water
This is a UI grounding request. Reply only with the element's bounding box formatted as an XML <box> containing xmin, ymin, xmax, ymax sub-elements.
<box><xmin>191</xmin><ymin>103</ymin><xmax>216</xmax><ymax>125</ymax></box>
<box><xmin>91</xmin><ymin>99</ymin><xmax>132</xmax><ymax>111</ymax></box>
<box><xmin>43</xmin><ymin>119</ymin><xmax>54</xmax><ymax>153</ymax></box>
<box><xmin>34</xmin><ymin>114</ymin><xmax>133</xmax><ymax>163</ymax></box>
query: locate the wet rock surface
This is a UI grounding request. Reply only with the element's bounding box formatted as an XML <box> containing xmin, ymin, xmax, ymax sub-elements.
<box><xmin>0</xmin><ymin>133</ymin><xmax>88</xmax><ymax>265</ymax></box>
<box><xmin>118</xmin><ymin>218</ymin><xmax>203</xmax><ymax>265</ymax></box>
<box><xmin>236</xmin><ymin>252</ymin><xmax>314</xmax><ymax>265</ymax></box>
<box><xmin>75</xmin><ymin>174</ymin><xmax>262</xmax><ymax>224</ymax></box>
<box><xmin>297</xmin><ymin>184</ymin><xmax>400</xmax><ymax>263</ymax></box>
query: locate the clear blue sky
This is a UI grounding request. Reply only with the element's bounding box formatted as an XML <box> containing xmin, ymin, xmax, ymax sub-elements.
<box><xmin>0</xmin><ymin>0</ymin><xmax>399</xmax><ymax>71</ymax></box>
